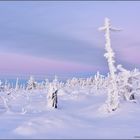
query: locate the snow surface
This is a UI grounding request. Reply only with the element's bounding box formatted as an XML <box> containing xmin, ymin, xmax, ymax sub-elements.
<box><xmin>0</xmin><ymin>87</ymin><xmax>140</xmax><ymax>139</ymax></box>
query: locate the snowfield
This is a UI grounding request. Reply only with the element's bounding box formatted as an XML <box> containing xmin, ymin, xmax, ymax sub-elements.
<box><xmin>0</xmin><ymin>17</ymin><xmax>139</xmax><ymax>139</ymax></box>
<box><xmin>0</xmin><ymin>87</ymin><xmax>140</xmax><ymax>139</ymax></box>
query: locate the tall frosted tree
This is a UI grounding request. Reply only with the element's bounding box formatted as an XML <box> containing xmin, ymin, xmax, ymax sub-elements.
<box><xmin>99</xmin><ymin>17</ymin><xmax>121</xmax><ymax>112</ymax></box>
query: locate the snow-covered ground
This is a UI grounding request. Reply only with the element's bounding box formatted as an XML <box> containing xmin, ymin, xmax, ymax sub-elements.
<box><xmin>0</xmin><ymin>87</ymin><xmax>140</xmax><ymax>139</ymax></box>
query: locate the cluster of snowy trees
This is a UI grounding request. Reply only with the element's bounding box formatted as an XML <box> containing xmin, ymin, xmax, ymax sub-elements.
<box><xmin>0</xmin><ymin>68</ymin><xmax>140</xmax><ymax>113</ymax></box>
<box><xmin>117</xmin><ymin>66</ymin><xmax>140</xmax><ymax>101</ymax></box>
<box><xmin>98</xmin><ymin>17</ymin><xmax>140</xmax><ymax>112</ymax></box>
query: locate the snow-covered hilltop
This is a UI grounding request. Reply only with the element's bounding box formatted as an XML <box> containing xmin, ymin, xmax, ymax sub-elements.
<box><xmin>0</xmin><ymin>18</ymin><xmax>140</xmax><ymax>139</ymax></box>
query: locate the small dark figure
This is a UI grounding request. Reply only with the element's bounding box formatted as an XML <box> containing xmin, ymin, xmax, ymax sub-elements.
<box><xmin>52</xmin><ymin>90</ymin><xmax>58</xmax><ymax>108</ymax></box>
<box><xmin>130</xmin><ymin>94</ymin><xmax>135</xmax><ymax>100</ymax></box>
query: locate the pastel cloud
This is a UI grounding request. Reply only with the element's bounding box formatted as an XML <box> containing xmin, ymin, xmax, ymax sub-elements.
<box><xmin>118</xmin><ymin>46</ymin><xmax>140</xmax><ymax>67</ymax></box>
<box><xmin>0</xmin><ymin>1</ymin><xmax>139</xmax><ymax>78</ymax></box>
<box><xmin>0</xmin><ymin>52</ymin><xmax>101</xmax><ymax>76</ymax></box>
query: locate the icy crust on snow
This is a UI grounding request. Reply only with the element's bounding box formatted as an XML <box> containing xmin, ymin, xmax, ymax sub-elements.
<box><xmin>0</xmin><ymin>87</ymin><xmax>139</xmax><ymax>139</ymax></box>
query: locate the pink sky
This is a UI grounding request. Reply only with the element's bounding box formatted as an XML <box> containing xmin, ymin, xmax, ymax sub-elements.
<box><xmin>0</xmin><ymin>1</ymin><xmax>140</xmax><ymax>78</ymax></box>
<box><xmin>0</xmin><ymin>52</ymin><xmax>101</xmax><ymax>76</ymax></box>
<box><xmin>118</xmin><ymin>47</ymin><xmax>140</xmax><ymax>66</ymax></box>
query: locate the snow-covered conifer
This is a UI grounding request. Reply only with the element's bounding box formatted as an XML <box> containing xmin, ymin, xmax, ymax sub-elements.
<box><xmin>15</xmin><ymin>77</ymin><xmax>19</xmax><ymax>91</ymax></box>
<box><xmin>47</xmin><ymin>83</ymin><xmax>58</xmax><ymax>109</ymax></box>
<box><xmin>99</xmin><ymin>17</ymin><xmax>121</xmax><ymax>112</ymax></box>
<box><xmin>0</xmin><ymin>80</ymin><xmax>4</xmax><ymax>92</ymax></box>
<box><xmin>26</xmin><ymin>76</ymin><xmax>37</xmax><ymax>90</ymax></box>
<box><xmin>44</xmin><ymin>78</ymin><xmax>49</xmax><ymax>89</ymax></box>
<box><xmin>117</xmin><ymin>65</ymin><xmax>140</xmax><ymax>101</ymax></box>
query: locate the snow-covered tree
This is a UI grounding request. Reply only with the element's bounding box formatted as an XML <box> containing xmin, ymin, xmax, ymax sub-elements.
<box><xmin>44</xmin><ymin>78</ymin><xmax>49</xmax><ymax>89</ymax></box>
<box><xmin>117</xmin><ymin>65</ymin><xmax>140</xmax><ymax>102</ymax></box>
<box><xmin>94</xmin><ymin>71</ymin><xmax>105</xmax><ymax>90</ymax></box>
<box><xmin>47</xmin><ymin>83</ymin><xmax>58</xmax><ymax>109</ymax></box>
<box><xmin>0</xmin><ymin>96</ymin><xmax>10</xmax><ymax>112</ymax></box>
<box><xmin>53</xmin><ymin>75</ymin><xmax>58</xmax><ymax>84</ymax></box>
<box><xmin>26</xmin><ymin>76</ymin><xmax>37</xmax><ymax>90</ymax></box>
<box><xmin>99</xmin><ymin>17</ymin><xmax>121</xmax><ymax>112</ymax></box>
<box><xmin>4</xmin><ymin>80</ymin><xmax>11</xmax><ymax>95</ymax></box>
<box><xmin>0</xmin><ymin>80</ymin><xmax>4</xmax><ymax>92</ymax></box>
<box><xmin>15</xmin><ymin>77</ymin><xmax>19</xmax><ymax>91</ymax></box>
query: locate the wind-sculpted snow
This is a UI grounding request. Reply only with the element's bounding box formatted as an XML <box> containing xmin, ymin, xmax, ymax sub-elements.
<box><xmin>0</xmin><ymin>86</ymin><xmax>139</xmax><ymax>139</ymax></box>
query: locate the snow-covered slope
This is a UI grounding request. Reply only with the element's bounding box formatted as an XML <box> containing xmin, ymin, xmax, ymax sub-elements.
<box><xmin>0</xmin><ymin>87</ymin><xmax>140</xmax><ymax>139</ymax></box>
